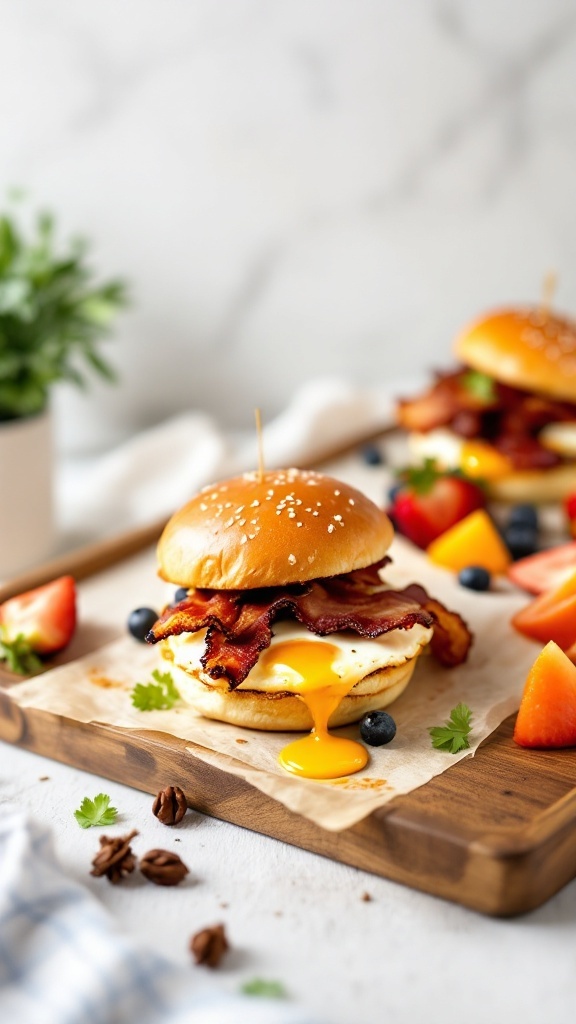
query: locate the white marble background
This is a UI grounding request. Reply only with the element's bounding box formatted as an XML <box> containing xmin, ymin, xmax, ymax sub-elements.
<box><xmin>2</xmin><ymin>0</ymin><xmax>576</xmax><ymax>454</ymax></box>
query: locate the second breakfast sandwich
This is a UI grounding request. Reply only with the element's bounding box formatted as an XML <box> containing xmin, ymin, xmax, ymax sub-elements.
<box><xmin>146</xmin><ymin>468</ymin><xmax>470</xmax><ymax>736</ymax></box>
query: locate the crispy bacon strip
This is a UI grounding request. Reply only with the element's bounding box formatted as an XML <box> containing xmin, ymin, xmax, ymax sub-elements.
<box><xmin>402</xmin><ymin>584</ymin><xmax>473</xmax><ymax>667</ymax></box>
<box><xmin>147</xmin><ymin>564</ymin><xmax>471</xmax><ymax>688</ymax></box>
<box><xmin>397</xmin><ymin>368</ymin><xmax>575</xmax><ymax>470</ymax></box>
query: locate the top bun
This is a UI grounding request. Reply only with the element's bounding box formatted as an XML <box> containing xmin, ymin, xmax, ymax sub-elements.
<box><xmin>157</xmin><ymin>468</ymin><xmax>394</xmax><ymax>589</ymax></box>
<box><xmin>454</xmin><ymin>307</ymin><xmax>576</xmax><ymax>403</ymax></box>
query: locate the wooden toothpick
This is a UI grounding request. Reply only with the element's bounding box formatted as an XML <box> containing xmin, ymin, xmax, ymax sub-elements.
<box><xmin>255</xmin><ymin>407</ymin><xmax>265</xmax><ymax>482</ymax></box>
<box><xmin>540</xmin><ymin>271</ymin><xmax>557</xmax><ymax>318</ymax></box>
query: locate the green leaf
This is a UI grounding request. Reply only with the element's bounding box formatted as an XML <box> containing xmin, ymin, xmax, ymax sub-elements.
<box><xmin>430</xmin><ymin>702</ymin><xmax>473</xmax><ymax>754</ymax></box>
<box><xmin>130</xmin><ymin>669</ymin><xmax>180</xmax><ymax>711</ymax></box>
<box><xmin>74</xmin><ymin>793</ymin><xmax>118</xmax><ymax>829</ymax></box>
<box><xmin>400</xmin><ymin>458</ymin><xmax>441</xmax><ymax>495</ymax></box>
<box><xmin>461</xmin><ymin>370</ymin><xmax>497</xmax><ymax>403</ymax></box>
<box><xmin>0</xmin><ymin>629</ymin><xmax>43</xmax><ymax>675</ymax></box>
<box><xmin>241</xmin><ymin>979</ymin><xmax>287</xmax><ymax>999</ymax></box>
<box><xmin>0</xmin><ymin>198</ymin><xmax>128</xmax><ymax>419</ymax></box>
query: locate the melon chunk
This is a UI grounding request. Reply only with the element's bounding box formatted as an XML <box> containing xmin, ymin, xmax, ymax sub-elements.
<box><xmin>427</xmin><ymin>509</ymin><xmax>511</xmax><ymax>575</ymax></box>
<box><xmin>514</xmin><ymin>641</ymin><xmax>576</xmax><ymax>749</ymax></box>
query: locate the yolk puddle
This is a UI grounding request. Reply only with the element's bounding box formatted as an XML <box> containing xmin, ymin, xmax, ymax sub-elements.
<box><xmin>261</xmin><ymin>639</ymin><xmax>368</xmax><ymax>780</ymax></box>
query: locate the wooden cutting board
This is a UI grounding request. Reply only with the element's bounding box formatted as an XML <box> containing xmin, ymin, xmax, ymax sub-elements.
<box><xmin>1</xmin><ymin>434</ymin><xmax>576</xmax><ymax>918</ymax></box>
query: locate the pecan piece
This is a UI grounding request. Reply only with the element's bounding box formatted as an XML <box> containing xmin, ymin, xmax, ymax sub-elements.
<box><xmin>152</xmin><ymin>785</ymin><xmax>187</xmax><ymax>826</ymax></box>
<box><xmin>90</xmin><ymin>830</ymin><xmax>138</xmax><ymax>884</ymax></box>
<box><xmin>190</xmin><ymin>923</ymin><xmax>229</xmax><ymax>967</ymax></box>
<box><xmin>140</xmin><ymin>848</ymin><xmax>189</xmax><ymax>886</ymax></box>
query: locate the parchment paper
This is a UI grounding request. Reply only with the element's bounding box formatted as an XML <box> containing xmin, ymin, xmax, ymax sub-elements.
<box><xmin>7</xmin><ymin>536</ymin><xmax>538</xmax><ymax>832</ymax></box>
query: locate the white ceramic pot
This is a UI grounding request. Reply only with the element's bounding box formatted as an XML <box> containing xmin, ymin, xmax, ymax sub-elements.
<box><xmin>0</xmin><ymin>409</ymin><xmax>55</xmax><ymax>580</ymax></box>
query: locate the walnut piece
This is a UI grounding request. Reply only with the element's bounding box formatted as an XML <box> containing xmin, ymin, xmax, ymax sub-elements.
<box><xmin>90</xmin><ymin>830</ymin><xmax>138</xmax><ymax>884</ymax></box>
<box><xmin>152</xmin><ymin>785</ymin><xmax>187</xmax><ymax>826</ymax></box>
<box><xmin>190</xmin><ymin>923</ymin><xmax>229</xmax><ymax>967</ymax></box>
<box><xmin>140</xmin><ymin>848</ymin><xmax>189</xmax><ymax>886</ymax></box>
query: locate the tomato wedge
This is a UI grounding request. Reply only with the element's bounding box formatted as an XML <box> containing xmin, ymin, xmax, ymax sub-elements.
<box><xmin>507</xmin><ymin>541</ymin><xmax>576</xmax><ymax>595</ymax></box>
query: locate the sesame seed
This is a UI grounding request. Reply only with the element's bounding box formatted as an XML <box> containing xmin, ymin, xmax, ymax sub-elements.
<box><xmin>236</xmin><ymin>506</ymin><xmax>245</xmax><ymax>513</ymax></box>
<box><xmin>224</xmin><ymin>502</ymin><xmax>232</xmax><ymax>508</ymax></box>
<box><xmin>288</xmin><ymin>511</ymin><xmax>296</xmax><ymax>518</ymax></box>
<box><xmin>305</xmin><ymin>507</ymin><xmax>312</xmax><ymax>512</ymax></box>
<box><xmin>349</xmin><ymin>499</ymin><xmax>355</xmax><ymax>506</ymax></box>
<box><xmin>237</xmin><ymin>519</ymin><xmax>246</xmax><ymax>526</ymax></box>
<box><xmin>307</xmin><ymin>555</ymin><xmax>315</xmax><ymax>564</ymax></box>
<box><xmin>250</xmin><ymin>518</ymin><xmax>258</xmax><ymax>525</ymax></box>
<box><xmin>251</xmin><ymin>500</ymin><xmax>260</xmax><ymax>507</ymax></box>
<box><xmin>334</xmin><ymin>490</ymin><xmax>340</xmax><ymax>496</ymax></box>
<box><xmin>316</xmin><ymin>502</ymin><xmax>322</xmax><ymax>507</ymax></box>
<box><xmin>312</xmin><ymin>511</ymin><xmax>319</xmax><ymax>516</ymax></box>
<box><xmin>248</xmin><ymin>533</ymin><xmax>256</xmax><ymax>540</ymax></box>
<box><xmin>200</xmin><ymin>503</ymin><xmax>208</xmax><ymax>512</ymax></box>
<box><xmin>288</xmin><ymin>553</ymin><xmax>296</xmax><ymax>565</ymax></box>
<box><xmin>334</xmin><ymin>515</ymin><xmax>342</xmax><ymax>521</ymax></box>
<box><xmin>296</xmin><ymin>522</ymin><xmax>303</xmax><ymax>527</ymax></box>
<box><xmin>240</xmin><ymin>534</ymin><xmax>248</xmax><ymax>544</ymax></box>
<box><xmin>328</xmin><ymin>524</ymin><xmax>335</xmax><ymax>533</ymax></box>
<box><xmin>224</xmin><ymin>517</ymin><xmax>234</xmax><ymax>528</ymax></box>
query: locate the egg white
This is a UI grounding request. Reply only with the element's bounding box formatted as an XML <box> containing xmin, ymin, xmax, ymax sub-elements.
<box><xmin>408</xmin><ymin>429</ymin><xmax>463</xmax><ymax>470</ymax></box>
<box><xmin>163</xmin><ymin>619</ymin><xmax>433</xmax><ymax>695</ymax></box>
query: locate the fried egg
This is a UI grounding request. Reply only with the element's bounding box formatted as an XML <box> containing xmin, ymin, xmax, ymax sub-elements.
<box><xmin>165</xmin><ymin>620</ymin><xmax>432</xmax><ymax>780</ymax></box>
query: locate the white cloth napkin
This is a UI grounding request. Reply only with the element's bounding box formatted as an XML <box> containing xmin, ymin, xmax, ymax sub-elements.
<box><xmin>0</xmin><ymin>806</ymin><xmax>321</xmax><ymax>1024</ymax></box>
<box><xmin>57</xmin><ymin>378</ymin><xmax>393</xmax><ymax>541</ymax></box>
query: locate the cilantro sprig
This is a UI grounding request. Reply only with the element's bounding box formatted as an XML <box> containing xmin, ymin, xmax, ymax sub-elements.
<box><xmin>0</xmin><ymin>628</ymin><xmax>42</xmax><ymax>675</ymax></box>
<box><xmin>74</xmin><ymin>793</ymin><xmax>118</xmax><ymax>829</ymax></box>
<box><xmin>131</xmin><ymin>669</ymin><xmax>180</xmax><ymax>711</ymax></box>
<box><xmin>241</xmin><ymin>979</ymin><xmax>287</xmax><ymax>999</ymax></box>
<box><xmin>461</xmin><ymin>370</ymin><xmax>497</xmax><ymax>403</ymax></box>
<box><xmin>429</xmin><ymin>702</ymin><xmax>473</xmax><ymax>754</ymax></box>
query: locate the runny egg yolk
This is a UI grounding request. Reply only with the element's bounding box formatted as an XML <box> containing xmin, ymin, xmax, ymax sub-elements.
<box><xmin>261</xmin><ymin>639</ymin><xmax>369</xmax><ymax>780</ymax></box>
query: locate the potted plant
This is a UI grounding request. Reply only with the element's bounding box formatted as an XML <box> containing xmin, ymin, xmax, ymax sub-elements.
<box><xmin>0</xmin><ymin>202</ymin><xmax>127</xmax><ymax>578</ymax></box>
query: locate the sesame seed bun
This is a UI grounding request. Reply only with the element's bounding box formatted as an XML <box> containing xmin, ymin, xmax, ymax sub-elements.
<box><xmin>454</xmin><ymin>307</ymin><xmax>576</xmax><ymax>403</ymax></box>
<box><xmin>157</xmin><ymin>468</ymin><xmax>394</xmax><ymax>589</ymax></box>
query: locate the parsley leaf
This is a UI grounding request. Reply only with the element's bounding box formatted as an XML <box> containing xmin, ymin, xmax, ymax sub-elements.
<box><xmin>74</xmin><ymin>793</ymin><xmax>118</xmax><ymax>829</ymax></box>
<box><xmin>0</xmin><ymin>629</ymin><xmax>42</xmax><ymax>675</ymax></box>
<box><xmin>429</xmin><ymin>702</ymin><xmax>473</xmax><ymax>754</ymax></box>
<box><xmin>461</xmin><ymin>370</ymin><xmax>496</xmax><ymax>403</ymax></box>
<box><xmin>241</xmin><ymin>979</ymin><xmax>287</xmax><ymax>999</ymax></box>
<box><xmin>130</xmin><ymin>669</ymin><xmax>180</xmax><ymax>711</ymax></box>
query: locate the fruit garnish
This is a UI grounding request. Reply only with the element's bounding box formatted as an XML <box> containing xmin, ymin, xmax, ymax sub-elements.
<box><xmin>508</xmin><ymin>541</ymin><xmax>576</xmax><ymax>595</ymax></box>
<box><xmin>127</xmin><ymin>607</ymin><xmax>159</xmax><ymax>642</ymax></box>
<box><xmin>131</xmin><ymin>669</ymin><xmax>180</xmax><ymax>710</ymax></box>
<box><xmin>241</xmin><ymin>979</ymin><xmax>287</xmax><ymax>999</ymax></box>
<box><xmin>74</xmin><ymin>793</ymin><xmax>118</xmax><ymax>829</ymax></box>
<box><xmin>460</xmin><ymin>440</ymin><xmax>512</xmax><ymax>480</ymax></box>
<box><xmin>0</xmin><ymin>575</ymin><xmax>76</xmax><ymax>656</ymax></box>
<box><xmin>504</xmin><ymin>524</ymin><xmax>538</xmax><ymax>561</ymax></box>
<box><xmin>429</xmin><ymin>702</ymin><xmax>473</xmax><ymax>754</ymax></box>
<box><xmin>427</xmin><ymin>509</ymin><xmax>511</xmax><ymax>575</ymax></box>
<box><xmin>389</xmin><ymin>459</ymin><xmax>485</xmax><ymax>549</ymax></box>
<box><xmin>0</xmin><ymin>630</ymin><xmax>43</xmax><ymax>675</ymax></box>
<box><xmin>457</xmin><ymin>566</ymin><xmax>491</xmax><ymax>592</ymax></box>
<box><xmin>513</xmin><ymin>641</ymin><xmax>576</xmax><ymax>749</ymax></box>
<box><xmin>359</xmin><ymin>710</ymin><xmax>397</xmax><ymax>747</ymax></box>
<box><xmin>511</xmin><ymin>570</ymin><xmax>576</xmax><ymax>650</ymax></box>
<box><xmin>508</xmin><ymin>504</ymin><xmax>539</xmax><ymax>531</ymax></box>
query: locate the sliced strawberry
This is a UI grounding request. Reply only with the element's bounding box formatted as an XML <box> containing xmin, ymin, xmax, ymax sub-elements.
<box><xmin>0</xmin><ymin>575</ymin><xmax>77</xmax><ymax>655</ymax></box>
<box><xmin>389</xmin><ymin>460</ymin><xmax>485</xmax><ymax>549</ymax></box>
<box><xmin>508</xmin><ymin>542</ymin><xmax>576</xmax><ymax>595</ymax></box>
<box><xmin>513</xmin><ymin>641</ymin><xmax>576</xmax><ymax>749</ymax></box>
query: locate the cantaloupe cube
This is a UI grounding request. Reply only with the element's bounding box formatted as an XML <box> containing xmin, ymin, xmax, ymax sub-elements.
<box><xmin>512</xmin><ymin>569</ymin><xmax>576</xmax><ymax>650</ymax></box>
<box><xmin>514</xmin><ymin>641</ymin><xmax>576</xmax><ymax>748</ymax></box>
<box><xmin>427</xmin><ymin>509</ymin><xmax>511</xmax><ymax>575</ymax></box>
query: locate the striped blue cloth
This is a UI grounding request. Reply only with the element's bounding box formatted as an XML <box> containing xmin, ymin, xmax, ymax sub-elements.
<box><xmin>0</xmin><ymin>807</ymin><xmax>322</xmax><ymax>1024</ymax></box>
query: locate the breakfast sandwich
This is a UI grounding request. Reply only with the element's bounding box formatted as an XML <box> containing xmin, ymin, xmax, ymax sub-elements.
<box><xmin>397</xmin><ymin>307</ymin><xmax>576</xmax><ymax>503</ymax></box>
<box><xmin>146</xmin><ymin>468</ymin><xmax>470</xmax><ymax>779</ymax></box>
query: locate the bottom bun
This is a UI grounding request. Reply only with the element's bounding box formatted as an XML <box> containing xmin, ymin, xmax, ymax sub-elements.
<box><xmin>486</xmin><ymin>463</ymin><xmax>576</xmax><ymax>504</ymax></box>
<box><xmin>163</xmin><ymin>655</ymin><xmax>422</xmax><ymax>731</ymax></box>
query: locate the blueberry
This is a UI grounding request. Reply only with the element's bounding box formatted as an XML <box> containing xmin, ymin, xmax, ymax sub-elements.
<box><xmin>128</xmin><ymin>607</ymin><xmax>158</xmax><ymax>642</ymax></box>
<box><xmin>174</xmin><ymin>587</ymin><xmax>188</xmax><ymax>603</ymax></box>
<box><xmin>504</xmin><ymin>525</ymin><xmax>538</xmax><ymax>561</ymax></box>
<box><xmin>458</xmin><ymin>566</ymin><xmax>491</xmax><ymax>592</ymax></box>
<box><xmin>388</xmin><ymin>482</ymin><xmax>404</xmax><ymax>504</ymax></box>
<box><xmin>361</xmin><ymin>444</ymin><xmax>384</xmax><ymax>466</ymax></box>
<box><xmin>359</xmin><ymin>710</ymin><xmax>397</xmax><ymax>747</ymax></box>
<box><xmin>508</xmin><ymin>504</ymin><xmax>539</xmax><ymax>531</ymax></box>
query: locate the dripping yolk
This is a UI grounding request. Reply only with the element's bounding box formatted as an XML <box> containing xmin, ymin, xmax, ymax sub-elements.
<box><xmin>261</xmin><ymin>639</ymin><xmax>368</xmax><ymax>780</ymax></box>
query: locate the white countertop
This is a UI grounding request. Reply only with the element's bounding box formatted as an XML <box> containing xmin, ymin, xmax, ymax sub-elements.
<box><xmin>2</xmin><ymin>740</ymin><xmax>576</xmax><ymax>1024</ymax></box>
